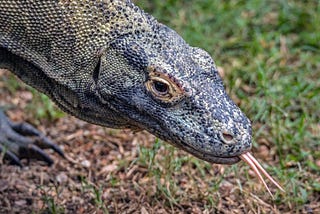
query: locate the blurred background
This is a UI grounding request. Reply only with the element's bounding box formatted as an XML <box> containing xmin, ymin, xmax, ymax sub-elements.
<box><xmin>0</xmin><ymin>0</ymin><xmax>319</xmax><ymax>213</ymax></box>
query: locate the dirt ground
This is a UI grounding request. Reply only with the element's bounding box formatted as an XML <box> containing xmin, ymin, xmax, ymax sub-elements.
<box><xmin>0</xmin><ymin>69</ymin><xmax>319</xmax><ymax>214</ymax></box>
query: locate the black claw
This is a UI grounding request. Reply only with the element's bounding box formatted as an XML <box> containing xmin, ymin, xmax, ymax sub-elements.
<box><xmin>0</xmin><ymin>145</ymin><xmax>23</xmax><ymax>167</ymax></box>
<box><xmin>28</xmin><ymin>144</ymin><xmax>54</xmax><ymax>166</ymax></box>
<box><xmin>0</xmin><ymin>109</ymin><xmax>64</xmax><ymax>166</ymax></box>
<box><xmin>39</xmin><ymin>136</ymin><xmax>65</xmax><ymax>158</ymax></box>
<box><xmin>10</xmin><ymin>121</ymin><xmax>65</xmax><ymax>158</ymax></box>
<box><xmin>10</xmin><ymin>122</ymin><xmax>42</xmax><ymax>136</ymax></box>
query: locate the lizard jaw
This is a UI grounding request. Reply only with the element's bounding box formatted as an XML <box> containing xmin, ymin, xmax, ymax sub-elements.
<box><xmin>177</xmin><ymin>142</ymin><xmax>243</xmax><ymax>164</ymax></box>
<box><xmin>205</xmin><ymin>155</ymin><xmax>241</xmax><ymax>165</ymax></box>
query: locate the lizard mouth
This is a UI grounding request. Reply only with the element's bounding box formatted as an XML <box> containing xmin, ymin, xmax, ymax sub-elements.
<box><xmin>181</xmin><ymin>144</ymin><xmax>243</xmax><ymax>164</ymax></box>
<box><xmin>204</xmin><ymin>154</ymin><xmax>241</xmax><ymax>164</ymax></box>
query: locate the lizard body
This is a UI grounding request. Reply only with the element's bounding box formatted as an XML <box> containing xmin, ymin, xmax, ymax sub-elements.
<box><xmin>0</xmin><ymin>0</ymin><xmax>252</xmax><ymax>165</ymax></box>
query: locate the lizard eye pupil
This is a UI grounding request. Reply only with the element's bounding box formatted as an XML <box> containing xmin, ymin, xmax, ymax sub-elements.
<box><xmin>153</xmin><ymin>81</ymin><xmax>169</xmax><ymax>94</ymax></box>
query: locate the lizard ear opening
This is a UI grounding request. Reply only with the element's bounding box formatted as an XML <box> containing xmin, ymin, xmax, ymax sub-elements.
<box><xmin>92</xmin><ymin>57</ymin><xmax>101</xmax><ymax>84</ymax></box>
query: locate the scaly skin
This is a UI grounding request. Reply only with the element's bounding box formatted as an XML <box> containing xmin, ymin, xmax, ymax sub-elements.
<box><xmin>0</xmin><ymin>0</ymin><xmax>252</xmax><ymax>165</ymax></box>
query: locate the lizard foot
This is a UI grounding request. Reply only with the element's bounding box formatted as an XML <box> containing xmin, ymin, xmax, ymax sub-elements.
<box><xmin>0</xmin><ymin>110</ymin><xmax>64</xmax><ymax>166</ymax></box>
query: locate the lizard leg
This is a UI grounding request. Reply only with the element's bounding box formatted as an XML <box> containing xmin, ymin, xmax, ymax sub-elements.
<box><xmin>0</xmin><ymin>110</ymin><xmax>64</xmax><ymax>166</ymax></box>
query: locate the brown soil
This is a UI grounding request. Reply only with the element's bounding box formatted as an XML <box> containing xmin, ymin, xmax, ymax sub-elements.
<box><xmin>0</xmin><ymin>70</ymin><xmax>319</xmax><ymax>213</ymax></box>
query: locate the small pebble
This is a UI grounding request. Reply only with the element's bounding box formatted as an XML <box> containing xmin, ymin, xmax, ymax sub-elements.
<box><xmin>81</xmin><ymin>160</ymin><xmax>91</xmax><ymax>168</ymax></box>
<box><xmin>56</xmin><ymin>172</ymin><xmax>68</xmax><ymax>183</ymax></box>
<box><xmin>102</xmin><ymin>164</ymin><xmax>117</xmax><ymax>173</ymax></box>
<box><xmin>15</xmin><ymin>200</ymin><xmax>26</xmax><ymax>206</ymax></box>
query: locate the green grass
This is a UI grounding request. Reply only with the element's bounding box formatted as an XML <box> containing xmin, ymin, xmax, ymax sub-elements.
<box><xmin>28</xmin><ymin>90</ymin><xmax>65</xmax><ymax>122</ymax></box>
<box><xmin>80</xmin><ymin>177</ymin><xmax>109</xmax><ymax>213</ymax></box>
<box><xmin>135</xmin><ymin>0</ymin><xmax>320</xmax><ymax>211</ymax></box>
<box><xmin>37</xmin><ymin>184</ymin><xmax>65</xmax><ymax>214</ymax></box>
<box><xmin>0</xmin><ymin>71</ymin><xmax>64</xmax><ymax>122</ymax></box>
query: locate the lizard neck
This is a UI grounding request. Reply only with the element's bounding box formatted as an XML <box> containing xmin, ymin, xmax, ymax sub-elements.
<box><xmin>1</xmin><ymin>0</ymin><xmax>156</xmax><ymax>128</ymax></box>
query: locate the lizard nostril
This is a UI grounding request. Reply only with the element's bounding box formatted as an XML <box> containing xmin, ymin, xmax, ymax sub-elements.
<box><xmin>221</xmin><ymin>132</ymin><xmax>235</xmax><ymax>144</ymax></box>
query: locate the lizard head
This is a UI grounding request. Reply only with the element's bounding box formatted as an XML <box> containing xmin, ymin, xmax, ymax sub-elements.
<box><xmin>94</xmin><ymin>23</ymin><xmax>252</xmax><ymax>164</ymax></box>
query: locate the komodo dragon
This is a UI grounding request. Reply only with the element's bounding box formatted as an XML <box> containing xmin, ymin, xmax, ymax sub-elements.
<box><xmin>0</xmin><ymin>0</ymin><xmax>283</xmax><ymax>195</ymax></box>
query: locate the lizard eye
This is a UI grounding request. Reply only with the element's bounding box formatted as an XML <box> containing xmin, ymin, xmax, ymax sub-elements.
<box><xmin>146</xmin><ymin>66</ymin><xmax>185</xmax><ymax>104</ymax></box>
<box><xmin>152</xmin><ymin>80</ymin><xmax>169</xmax><ymax>95</ymax></box>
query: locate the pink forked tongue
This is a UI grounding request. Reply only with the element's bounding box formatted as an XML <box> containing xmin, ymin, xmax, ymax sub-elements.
<box><xmin>239</xmin><ymin>152</ymin><xmax>285</xmax><ymax>198</ymax></box>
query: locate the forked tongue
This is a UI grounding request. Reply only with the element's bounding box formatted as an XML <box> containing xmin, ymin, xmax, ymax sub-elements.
<box><xmin>239</xmin><ymin>152</ymin><xmax>285</xmax><ymax>198</ymax></box>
